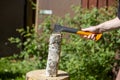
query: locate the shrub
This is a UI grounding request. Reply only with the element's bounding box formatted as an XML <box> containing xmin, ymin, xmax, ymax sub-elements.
<box><xmin>57</xmin><ymin>6</ymin><xmax>118</xmax><ymax>80</ymax></box>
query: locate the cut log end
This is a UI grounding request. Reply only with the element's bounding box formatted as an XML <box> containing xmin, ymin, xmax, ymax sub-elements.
<box><xmin>26</xmin><ymin>69</ymin><xmax>69</xmax><ymax>80</ymax></box>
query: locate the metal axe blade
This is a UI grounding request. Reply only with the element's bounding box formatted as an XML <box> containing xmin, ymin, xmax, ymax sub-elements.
<box><xmin>53</xmin><ymin>24</ymin><xmax>78</xmax><ymax>33</ymax></box>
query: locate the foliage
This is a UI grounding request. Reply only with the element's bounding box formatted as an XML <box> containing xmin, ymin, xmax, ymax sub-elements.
<box><xmin>0</xmin><ymin>24</ymin><xmax>50</xmax><ymax>79</ymax></box>
<box><xmin>0</xmin><ymin>57</ymin><xmax>46</xmax><ymax>80</ymax></box>
<box><xmin>0</xmin><ymin>6</ymin><xmax>120</xmax><ymax>80</ymax></box>
<box><xmin>29</xmin><ymin>0</ymin><xmax>36</xmax><ymax>10</ymax></box>
<box><xmin>8</xmin><ymin>26</ymin><xmax>49</xmax><ymax>59</ymax></box>
<box><xmin>57</xmin><ymin>6</ymin><xmax>118</xmax><ymax>80</ymax></box>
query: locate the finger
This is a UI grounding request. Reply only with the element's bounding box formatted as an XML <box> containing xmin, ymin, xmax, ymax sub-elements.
<box><xmin>81</xmin><ymin>28</ymin><xmax>89</xmax><ymax>32</ymax></box>
<box><xmin>81</xmin><ymin>26</ymin><xmax>96</xmax><ymax>32</ymax></box>
<box><xmin>84</xmin><ymin>35</ymin><xmax>88</xmax><ymax>38</ymax></box>
<box><xmin>81</xmin><ymin>35</ymin><xmax>88</xmax><ymax>40</ymax></box>
<box><xmin>93</xmin><ymin>37</ymin><xmax>96</xmax><ymax>41</ymax></box>
<box><xmin>88</xmin><ymin>34</ymin><xmax>96</xmax><ymax>40</ymax></box>
<box><xmin>91</xmin><ymin>34</ymin><xmax>96</xmax><ymax>39</ymax></box>
<box><xmin>88</xmin><ymin>35</ymin><xmax>91</xmax><ymax>39</ymax></box>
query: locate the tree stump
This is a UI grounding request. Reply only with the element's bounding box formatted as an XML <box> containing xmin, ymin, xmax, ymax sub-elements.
<box><xmin>26</xmin><ymin>69</ymin><xmax>69</xmax><ymax>80</ymax></box>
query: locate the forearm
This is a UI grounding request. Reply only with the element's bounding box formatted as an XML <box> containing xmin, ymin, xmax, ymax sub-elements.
<box><xmin>96</xmin><ymin>17</ymin><xmax>120</xmax><ymax>33</ymax></box>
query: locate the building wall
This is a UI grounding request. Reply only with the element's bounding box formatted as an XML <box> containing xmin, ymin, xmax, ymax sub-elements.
<box><xmin>35</xmin><ymin>0</ymin><xmax>116</xmax><ymax>32</ymax></box>
<box><xmin>0</xmin><ymin>0</ymin><xmax>26</xmax><ymax>57</ymax></box>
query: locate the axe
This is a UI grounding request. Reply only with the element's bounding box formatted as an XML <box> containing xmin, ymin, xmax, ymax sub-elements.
<box><xmin>53</xmin><ymin>24</ymin><xmax>102</xmax><ymax>41</ymax></box>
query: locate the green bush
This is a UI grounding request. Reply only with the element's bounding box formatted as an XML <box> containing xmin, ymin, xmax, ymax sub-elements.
<box><xmin>0</xmin><ymin>6</ymin><xmax>120</xmax><ymax>80</ymax></box>
<box><xmin>0</xmin><ymin>25</ymin><xmax>50</xmax><ymax>79</ymax></box>
<box><xmin>58</xmin><ymin>6</ymin><xmax>118</xmax><ymax>80</ymax></box>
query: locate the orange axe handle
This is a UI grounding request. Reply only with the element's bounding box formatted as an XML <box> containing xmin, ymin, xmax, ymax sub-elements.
<box><xmin>76</xmin><ymin>31</ymin><xmax>102</xmax><ymax>41</ymax></box>
<box><xmin>54</xmin><ymin>24</ymin><xmax>102</xmax><ymax>41</ymax></box>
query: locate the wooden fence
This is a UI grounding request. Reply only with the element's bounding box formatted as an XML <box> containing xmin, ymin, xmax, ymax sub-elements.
<box><xmin>81</xmin><ymin>0</ymin><xmax>116</xmax><ymax>8</ymax></box>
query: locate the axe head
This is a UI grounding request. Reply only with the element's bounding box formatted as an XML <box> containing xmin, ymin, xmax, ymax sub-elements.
<box><xmin>53</xmin><ymin>24</ymin><xmax>63</xmax><ymax>33</ymax></box>
<box><xmin>53</xmin><ymin>24</ymin><xmax>78</xmax><ymax>33</ymax></box>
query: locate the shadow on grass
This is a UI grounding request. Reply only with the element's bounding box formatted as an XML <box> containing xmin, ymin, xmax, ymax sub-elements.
<box><xmin>0</xmin><ymin>72</ymin><xmax>24</xmax><ymax>80</ymax></box>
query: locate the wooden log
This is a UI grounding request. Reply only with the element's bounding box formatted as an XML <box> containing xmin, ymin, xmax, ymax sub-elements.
<box><xmin>26</xmin><ymin>69</ymin><xmax>69</xmax><ymax>80</ymax></box>
<box><xmin>46</xmin><ymin>33</ymin><xmax>62</xmax><ymax>77</ymax></box>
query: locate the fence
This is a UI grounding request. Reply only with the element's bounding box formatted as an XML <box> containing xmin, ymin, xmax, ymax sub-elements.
<box><xmin>81</xmin><ymin>0</ymin><xmax>116</xmax><ymax>8</ymax></box>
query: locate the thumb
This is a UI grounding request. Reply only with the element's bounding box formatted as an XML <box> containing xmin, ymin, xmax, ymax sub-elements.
<box><xmin>81</xmin><ymin>28</ymin><xmax>91</xmax><ymax>32</ymax></box>
<box><xmin>81</xmin><ymin>26</ymin><xmax>96</xmax><ymax>32</ymax></box>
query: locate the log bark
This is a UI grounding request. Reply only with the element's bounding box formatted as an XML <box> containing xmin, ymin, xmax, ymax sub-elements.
<box><xmin>46</xmin><ymin>33</ymin><xmax>62</xmax><ymax>77</ymax></box>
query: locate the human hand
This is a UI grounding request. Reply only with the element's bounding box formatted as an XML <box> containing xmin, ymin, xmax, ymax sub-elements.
<box><xmin>81</xmin><ymin>26</ymin><xmax>99</xmax><ymax>40</ymax></box>
<box><xmin>81</xmin><ymin>26</ymin><xmax>98</xmax><ymax>33</ymax></box>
